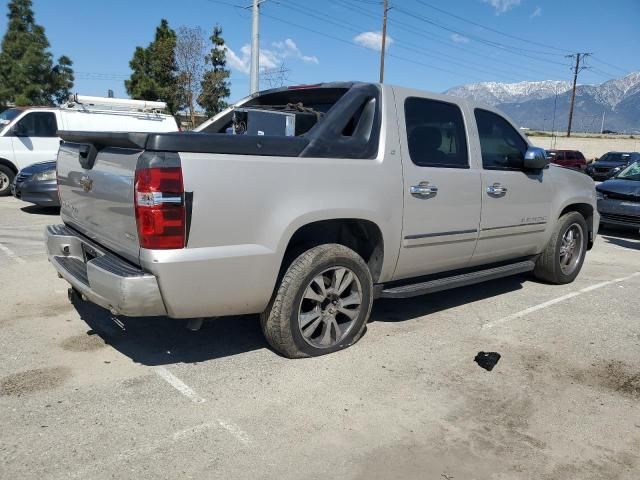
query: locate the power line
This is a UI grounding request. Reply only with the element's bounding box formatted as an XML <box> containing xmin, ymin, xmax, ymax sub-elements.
<box><xmin>329</xmin><ymin>0</ymin><xmax>562</xmax><ymax>79</ymax></box>
<box><xmin>589</xmin><ymin>56</ymin><xmax>631</xmax><ymax>75</ymax></box>
<box><xmin>391</xmin><ymin>5</ymin><xmax>571</xmax><ymax>66</ymax></box>
<box><xmin>273</xmin><ymin>0</ymin><xmax>527</xmax><ymax>81</ymax></box>
<box><xmin>257</xmin><ymin>8</ymin><xmax>491</xmax><ymax>82</ymax></box>
<box><xmin>412</xmin><ymin>0</ymin><xmax>574</xmax><ymax>54</ymax></box>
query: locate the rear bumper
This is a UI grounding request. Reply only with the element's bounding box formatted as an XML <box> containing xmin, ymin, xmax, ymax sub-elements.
<box><xmin>45</xmin><ymin>224</ymin><xmax>167</xmax><ymax>316</ymax></box>
<box><xmin>12</xmin><ymin>179</ymin><xmax>60</xmax><ymax>206</ymax></box>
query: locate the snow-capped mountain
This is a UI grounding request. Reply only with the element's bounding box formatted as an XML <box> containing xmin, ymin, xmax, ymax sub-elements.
<box><xmin>445</xmin><ymin>72</ymin><xmax>640</xmax><ymax>132</ymax></box>
<box><xmin>446</xmin><ymin>80</ymin><xmax>572</xmax><ymax>106</ymax></box>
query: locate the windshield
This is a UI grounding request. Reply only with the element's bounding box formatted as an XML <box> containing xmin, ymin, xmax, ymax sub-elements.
<box><xmin>616</xmin><ymin>162</ymin><xmax>640</xmax><ymax>181</ymax></box>
<box><xmin>599</xmin><ymin>152</ymin><xmax>631</xmax><ymax>163</ymax></box>
<box><xmin>0</xmin><ymin>108</ymin><xmax>22</xmax><ymax>124</ymax></box>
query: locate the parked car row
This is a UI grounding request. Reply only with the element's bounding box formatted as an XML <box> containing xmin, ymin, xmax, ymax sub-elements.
<box><xmin>0</xmin><ymin>94</ymin><xmax>179</xmax><ymax>204</ymax></box>
<box><xmin>586</xmin><ymin>151</ymin><xmax>640</xmax><ymax>181</ymax></box>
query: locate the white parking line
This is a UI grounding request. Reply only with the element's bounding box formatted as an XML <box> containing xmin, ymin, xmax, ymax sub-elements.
<box><xmin>153</xmin><ymin>367</ymin><xmax>251</xmax><ymax>445</ymax></box>
<box><xmin>0</xmin><ymin>243</ymin><xmax>26</xmax><ymax>264</ymax></box>
<box><xmin>482</xmin><ymin>272</ymin><xmax>640</xmax><ymax>329</ymax></box>
<box><xmin>153</xmin><ymin>366</ymin><xmax>206</xmax><ymax>403</ymax></box>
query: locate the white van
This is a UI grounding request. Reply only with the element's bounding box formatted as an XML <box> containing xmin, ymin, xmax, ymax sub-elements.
<box><xmin>0</xmin><ymin>95</ymin><xmax>179</xmax><ymax>196</ymax></box>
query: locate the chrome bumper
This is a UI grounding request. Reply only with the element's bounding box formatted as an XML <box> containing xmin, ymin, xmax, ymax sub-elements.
<box><xmin>45</xmin><ymin>224</ymin><xmax>167</xmax><ymax>316</ymax></box>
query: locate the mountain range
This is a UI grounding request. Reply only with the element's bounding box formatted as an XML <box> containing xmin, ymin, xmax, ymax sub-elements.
<box><xmin>445</xmin><ymin>72</ymin><xmax>640</xmax><ymax>133</ymax></box>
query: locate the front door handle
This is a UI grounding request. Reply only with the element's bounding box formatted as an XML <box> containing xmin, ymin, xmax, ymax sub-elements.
<box><xmin>410</xmin><ymin>182</ymin><xmax>438</xmax><ymax>198</ymax></box>
<box><xmin>487</xmin><ymin>183</ymin><xmax>508</xmax><ymax>197</ymax></box>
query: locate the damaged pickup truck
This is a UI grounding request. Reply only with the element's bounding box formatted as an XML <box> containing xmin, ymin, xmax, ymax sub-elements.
<box><xmin>46</xmin><ymin>82</ymin><xmax>598</xmax><ymax>358</ymax></box>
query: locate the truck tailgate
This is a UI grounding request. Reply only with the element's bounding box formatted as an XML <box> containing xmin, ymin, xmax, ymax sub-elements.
<box><xmin>57</xmin><ymin>141</ymin><xmax>142</xmax><ymax>265</ymax></box>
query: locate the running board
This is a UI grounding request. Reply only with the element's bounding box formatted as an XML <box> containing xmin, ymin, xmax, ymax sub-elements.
<box><xmin>380</xmin><ymin>260</ymin><xmax>535</xmax><ymax>299</ymax></box>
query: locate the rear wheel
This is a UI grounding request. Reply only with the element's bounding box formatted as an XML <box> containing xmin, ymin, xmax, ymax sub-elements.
<box><xmin>261</xmin><ymin>244</ymin><xmax>373</xmax><ymax>358</ymax></box>
<box><xmin>533</xmin><ymin>212</ymin><xmax>587</xmax><ymax>284</ymax></box>
<box><xmin>0</xmin><ymin>165</ymin><xmax>14</xmax><ymax>197</ymax></box>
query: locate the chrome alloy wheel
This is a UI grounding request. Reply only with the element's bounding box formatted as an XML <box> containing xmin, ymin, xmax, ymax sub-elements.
<box><xmin>297</xmin><ymin>267</ymin><xmax>362</xmax><ymax>349</ymax></box>
<box><xmin>0</xmin><ymin>171</ymin><xmax>10</xmax><ymax>193</ymax></box>
<box><xmin>559</xmin><ymin>222</ymin><xmax>584</xmax><ymax>275</ymax></box>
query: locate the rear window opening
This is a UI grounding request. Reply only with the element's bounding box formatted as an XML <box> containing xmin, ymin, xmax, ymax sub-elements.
<box><xmin>200</xmin><ymin>87</ymin><xmax>349</xmax><ymax>136</ymax></box>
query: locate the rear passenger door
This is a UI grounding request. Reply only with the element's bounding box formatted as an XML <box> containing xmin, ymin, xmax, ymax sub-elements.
<box><xmin>470</xmin><ymin>108</ymin><xmax>552</xmax><ymax>266</ymax></box>
<box><xmin>393</xmin><ymin>95</ymin><xmax>481</xmax><ymax>280</ymax></box>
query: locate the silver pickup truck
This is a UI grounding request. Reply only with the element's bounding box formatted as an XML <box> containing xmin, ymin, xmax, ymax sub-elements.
<box><xmin>46</xmin><ymin>82</ymin><xmax>598</xmax><ymax>358</ymax></box>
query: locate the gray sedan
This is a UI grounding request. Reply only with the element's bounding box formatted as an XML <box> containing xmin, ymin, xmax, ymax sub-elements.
<box><xmin>596</xmin><ymin>161</ymin><xmax>640</xmax><ymax>230</ymax></box>
<box><xmin>11</xmin><ymin>160</ymin><xmax>59</xmax><ymax>207</ymax></box>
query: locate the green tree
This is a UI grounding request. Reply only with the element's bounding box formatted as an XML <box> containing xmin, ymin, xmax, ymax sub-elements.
<box><xmin>125</xmin><ymin>19</ymin><xmax>181</xmax><ymax>114</ymax></box>
<box><xmin>0</xmin><ymin>0</ymin><xmax>74</xmax><ymax>106</ymax></box>
<box><xmin>198</xmin><ymin>25</ymin><xmax>231</xmax><ymax>117</ymax></box>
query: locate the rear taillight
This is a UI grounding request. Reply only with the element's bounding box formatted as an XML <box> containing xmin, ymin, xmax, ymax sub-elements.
<box><xmin>134</xmin><ymin>167</ymin><xmax>185</xmax><ymax>249</ymax></box>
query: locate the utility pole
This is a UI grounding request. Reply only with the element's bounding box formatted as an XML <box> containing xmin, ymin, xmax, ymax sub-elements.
<box><xmin>566</xmin><ymin>52</ymin><xmax>591</xmax><ymax>137</ymax></box>
<box><xmin>379</xmin><ymin>0</ymin><xmax>389</xmax><ymax>83</ymax></box>
<box><xmin>250</xmin><ymin>0</ymin><xmax>261</xmax><ymax>94</ymax></box>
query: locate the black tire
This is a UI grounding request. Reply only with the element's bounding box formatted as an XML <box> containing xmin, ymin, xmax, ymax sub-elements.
<box><xmin>0</xmin><ymin>164</ymin><xmax>15</xmax><ymax>197</ymax></box>
<box><xmin>533</xmin><ymin>211</ymin><xmax>588</xmax><ymax>284</ymax></box>
<box><xmin>260</xmin><ymin>244</ymin><xmax>373</xmax><ymax>358</ymax></box>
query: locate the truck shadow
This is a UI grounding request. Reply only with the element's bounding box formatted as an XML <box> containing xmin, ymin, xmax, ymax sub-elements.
<box><xmin>71</xmin><ymin>275</ymin><xmax>527</xmax><ymax>365</ymax></box>
<box><xmin>598</xmin><ymin>226</ymin><xmax>640</xmax><ymax>251</ymax></box>
<box><xmin>72</xmin><ymin>299</ymin><xmax>268</xmax><ymax>366</ymax></box>
<box><xmin>20</xmin><ymin>205</ymin><xmax>60</xmax><ymax>215</ymax></box>
<box><xmin>370</xmin><ymin>275</ymin><xmax>526</xmax><ymax>323</ymax></box>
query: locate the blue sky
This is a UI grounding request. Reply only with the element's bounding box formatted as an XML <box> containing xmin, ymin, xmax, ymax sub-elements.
<box><xmin>1</xmin><ymin>0</ymin><xmax>638</xmax><ymax>104</ymax></box>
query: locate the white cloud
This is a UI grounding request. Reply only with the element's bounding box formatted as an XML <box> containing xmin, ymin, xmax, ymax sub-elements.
<box><xmin>450</xmin><ymin>33</ymin><xmax>470</xmax><ymax>44</ymax></box>
<box><xmin>482</xmin><ymin>0</ymin><xmax>521</xmax><ymax>14</ymax></box>
<box><xmin>224</xmin><ymin>38</ymin><xmax>319</xmax><ymax>75</ymax></box>
<box><xmin>353</xmin><ymin>31</ymin><xmax>394</xmax><ymax>52</ymax></box>
<box><xmin>530</xmin><ymin>6</ymin><xmax>542</xmax><ymax>18</ymax></box>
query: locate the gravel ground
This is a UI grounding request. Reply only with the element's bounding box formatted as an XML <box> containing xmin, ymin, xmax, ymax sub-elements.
<box><xmin>1</xmin><ymin>195</ymin><xmax>639</xmax><ymax>480</ymax></box>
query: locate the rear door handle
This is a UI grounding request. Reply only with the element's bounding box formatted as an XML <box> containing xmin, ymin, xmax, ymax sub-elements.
<box><xmin>410</xmin><ymin>182</ymin><xmax>438</xmax><ymax>198</ymax></box>
<box><xmin>487</xmin><ymin>183</ymin><xmax>508</xmax><ymax>197</ymax></box>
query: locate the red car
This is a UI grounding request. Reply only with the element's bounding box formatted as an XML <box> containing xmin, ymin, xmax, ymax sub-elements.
<box><xmin>546</xmin><ymin>149</ymin><xmax>587</xmax><ymax>170</ymax></box>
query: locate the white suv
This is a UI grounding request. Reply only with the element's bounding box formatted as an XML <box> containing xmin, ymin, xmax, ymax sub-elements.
<box><xmin>0</xmin><ymin>97</ymin><xmax>178</xmax><ymax>196</ymax></box>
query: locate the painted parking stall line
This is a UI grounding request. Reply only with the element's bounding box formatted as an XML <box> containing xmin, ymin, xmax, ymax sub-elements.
<box><xmin>153</xmin><ymin>366</ymin><xmax>207</xmax><ymax>403</ymax></box>
<box><xmin>0</xmin><ymin>242</ymin><xmax>26</xmax><ymax>264</ymax></box>
<box><xmin>482</xmin><ymin>272</ymin><xmax>640</xmax><ymax>329</ymax></box>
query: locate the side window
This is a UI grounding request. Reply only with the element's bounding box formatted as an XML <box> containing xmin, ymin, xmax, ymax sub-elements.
<box><xmin>566</xmin><ymin>151</ymin><xmax>576</xmax><ymax>160</ymax></box>
<box><xmin>405</xmin><ymin>97</ymin><xmax>468</xmax><ymax>168</ymax></box>
<box><xmin>15</xmin><ymin>112</ymin><xmax>58</xmax><ymax>137</ymax></box>
<box><xmin>474</xmin><ymin>109</ymin><xmax>527</xmax><ymax>170</ymax></box>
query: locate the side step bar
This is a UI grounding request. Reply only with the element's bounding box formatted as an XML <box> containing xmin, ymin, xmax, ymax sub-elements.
<box><xmin>380</xmin><ymin>260</ymin><xmax>535</xmax><ymax>299</ymax></box>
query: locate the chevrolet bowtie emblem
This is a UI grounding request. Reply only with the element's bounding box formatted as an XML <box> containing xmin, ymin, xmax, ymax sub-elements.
<box><xmin>79</xmin><ymin>175</ymin><xmax>93</xmax><ymax>193</ymax></box>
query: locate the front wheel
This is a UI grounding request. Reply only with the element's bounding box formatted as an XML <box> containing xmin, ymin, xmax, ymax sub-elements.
<box><xmin>0</xmin><ymin>165</ymin><xmax>15</xmax><ymax>197</ymax></box>
<box><xmin>260</xmin><ymin>244</ymin><xmax>373</xmax><ymax>358</ymax></box>
<box><xmin>533</xmin><ymin>212</ymin><xmax>588</xmax><ymax>284</ymax></box>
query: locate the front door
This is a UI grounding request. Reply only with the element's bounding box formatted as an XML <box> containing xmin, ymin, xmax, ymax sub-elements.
<box><xmin>393</xmin><ymin>94</ymin><xmax>481</xmax><ymax>281</ymax></box>
<box><xmin>470</xmin><ymin>108</ymin><xmax>552</xmax><ymax>266</ymax></box>
<box><xmin>10</xmin><ymin>111</ymin><xmax>59</xmax><ymax>170</ymax></box>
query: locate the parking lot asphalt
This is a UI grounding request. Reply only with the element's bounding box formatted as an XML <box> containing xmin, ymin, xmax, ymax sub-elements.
<box><xmin>1</xmin><ymin>195</ymin><xmax>639</xmax><ymax>480</ymax></box>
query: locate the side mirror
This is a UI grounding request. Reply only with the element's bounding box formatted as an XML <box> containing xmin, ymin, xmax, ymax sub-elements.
<box><xmin>523</xmin><ymin>147</ymin><xmax>549</xmax><ymax>170</ymax></box>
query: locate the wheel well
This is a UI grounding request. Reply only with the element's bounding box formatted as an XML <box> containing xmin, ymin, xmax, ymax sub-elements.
<box><xmin>560</xmin><ymin>203</ymin><xmax>595</xmax><ymax>249</ymax></box>
<box><xmin>283</xmin><ymin>219</ymin><xmax>384</xmax><ymax>282</ymax></box>
<box><xmin>0</xmin><ymin>158</ymin><xmax>18</xmax><ymax>175</ymax></box>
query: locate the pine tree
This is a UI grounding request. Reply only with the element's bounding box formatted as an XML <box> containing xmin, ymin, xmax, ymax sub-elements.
<box><xmin>0</xmin><ymin>0</ymin><xmax>74</xmax><ymax>106</ymax></box>
<box><xmin>198</xmin><ymin>26</ymin><xmax>231</xmax><ymax>117</ymax></box>
<box><xmin>125</xmin><ymin>19</ymin><xmax>182</xmax><ymax>114</ymax></box>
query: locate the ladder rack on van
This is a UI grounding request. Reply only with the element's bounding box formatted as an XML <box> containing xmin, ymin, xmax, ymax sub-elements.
<box><xmin>62</xmin><ymin>94</ymin><xmax>168</xmax><ymax>114</ymax></box>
